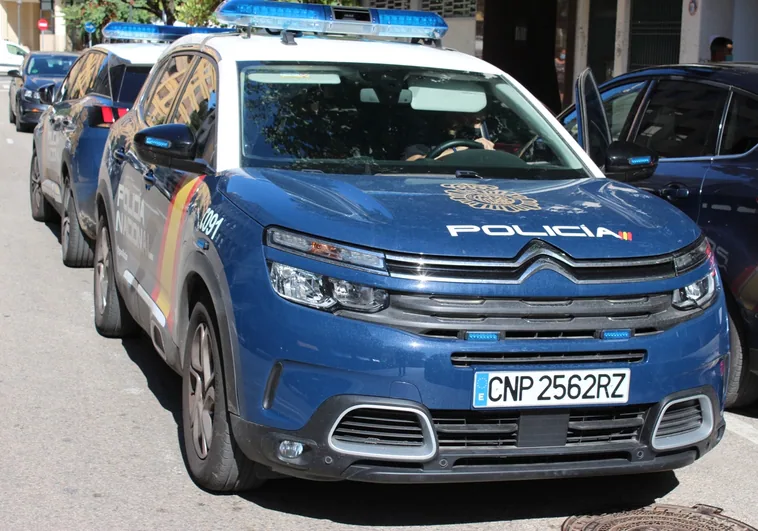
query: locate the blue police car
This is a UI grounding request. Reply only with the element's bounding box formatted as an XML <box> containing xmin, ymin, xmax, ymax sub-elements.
<box><xmin>560</xmin><ymin>64</ymin><xmax>758</xmax><ymax>408</ymax></box>
<box><xmin>93</xmin><ymin>2</ymin><xmax>729</xmax><ymax>491</ymax></box>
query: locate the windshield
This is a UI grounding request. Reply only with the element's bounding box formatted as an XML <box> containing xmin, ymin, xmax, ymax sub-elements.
<box><xmin>26</xmin><ymin>55</ymin><xmax>75</xmax><ymax>76</ymax></box>
<box><xmin>238</xmin><ymin>62</ymin><xmax>590</xmax><ymax>179</ymax></box>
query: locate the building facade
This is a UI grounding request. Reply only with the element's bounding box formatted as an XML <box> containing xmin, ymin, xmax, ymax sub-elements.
<box><xmin>361</xmin><ymin>0</ymin><xmax>758</xmax><ymax>111</ymax></box>
<box><xmin>1</xmin><ymin>0</ymin><xmax>66</xmax><ymax>52</ymax></box>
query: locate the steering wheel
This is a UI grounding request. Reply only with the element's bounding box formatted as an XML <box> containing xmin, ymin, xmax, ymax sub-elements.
<box><xmin>426</xmin><ymin>139</ymin><xmax>484</xmax><ymax>160</ymax></box>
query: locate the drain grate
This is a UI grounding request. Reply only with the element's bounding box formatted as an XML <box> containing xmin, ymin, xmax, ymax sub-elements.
<box><xmin>562</xmin><ymin>504</ymin><xmax>757</xmax><ymax>531</ymax></box>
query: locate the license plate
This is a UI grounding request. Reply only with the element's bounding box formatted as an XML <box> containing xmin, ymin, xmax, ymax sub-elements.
<box><xmin>472</xmin><ymin>369</ymin><xmax>631</xmax><ymax>408</ymax></box>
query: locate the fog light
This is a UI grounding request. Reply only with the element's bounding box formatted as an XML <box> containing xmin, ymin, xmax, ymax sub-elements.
<box><xmin>278</xmin><ymin>440</ymin><xmax>304</xmax><ymax>459</ymax></box>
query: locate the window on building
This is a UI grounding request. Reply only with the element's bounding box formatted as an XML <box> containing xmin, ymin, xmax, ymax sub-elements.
<box><xmin>633</xmin><ymin>80</ymin><xmax>728</xmax><ymax>159</ymax></box>
<box><xmin>170</xmin><ymin>58</ymin><xmax>218</xmax><ymax>163</ymax></box>
<box><xmin>720</xmin><ymin>93</ymin><xmax>758</xmax><ymax>156</ymax></box>
<box><xmin>368</xmin><ymin>0</ymin><xmax>411</xmax><ymax>9</ymax></box>
<box><xmin>421</xmin><ymin>0</ymin><xmax>477</xmax><ymax>18</ymax></box>
<box><xmin>142</xmin><ymin>54</ymin><xmax>194</xmax><ymax>127</ymax></box>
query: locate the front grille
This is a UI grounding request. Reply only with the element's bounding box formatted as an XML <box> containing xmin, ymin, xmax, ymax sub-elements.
<box><xmin>567</xmin><ymin>405</ymin><xmax>648</xmax><ymax>444</ymax></box>
<box><xmin>430</xmin><ymin>405</ymin><xmax>650</xmax><ymax>450</ymax></box>
<box><xmin>433</xmin><ymin>410</ymin><xmax>519</xmax><ymax>448</ymax></box>
<box><xmin>655</xmin><ymin>399</ymin><xmax>703</xmax><ymax>438</ymax></box>
<box><xmin>385</xmin><ymin>240</ymin><xmax>677</xmax><ymax>284</ymax></box>
<box><xmin>340</xmin><ymin>292</ymin><xmax>698</xmax><ymax>340</ymax></box>
<box><xmin>451</xmin><ymin>350</ymin><xmax>646</xmax><ymax>367</ymax></box>
<box><xmin>332</xmin><ymin>408</ymin><xmax>424</xmax><ymax>447</ymax></box>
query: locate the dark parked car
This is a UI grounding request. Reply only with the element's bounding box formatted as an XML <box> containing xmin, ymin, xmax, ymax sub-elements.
<box><xmin>8</xmin><ymin>52</ymin><xmax>77</xmax><ymax>132</ymax></box>
<box><xmin>29</xmin><ymin>43</ymin><xmax>167</xmax><ymax>268</ymax></box>
<box><xmin>559</xmin><ymin>63</ymin><xmax>758</xmax><ymax>408</ymax></box>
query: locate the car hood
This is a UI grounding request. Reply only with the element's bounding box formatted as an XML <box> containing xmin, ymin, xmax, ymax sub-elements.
<box><xmin>25</xmin><ymin>76</ymin><xmax>62</xmax><ymax>91</ymax></box>
<box><xmin>220</xmin><ymin>169</ymin><xmax>701</xmax><ymax>260</ymax></box>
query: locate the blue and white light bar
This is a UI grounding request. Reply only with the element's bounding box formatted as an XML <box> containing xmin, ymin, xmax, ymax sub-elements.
<box><xmin>102</xmin><ymin>22</ymin><xmax>232</xmax><ymax>42</ymax></box>
<box><xmin>214</xmin><ymin>0</ymin><xmax>448</xmax><ymax>40</ymax></box>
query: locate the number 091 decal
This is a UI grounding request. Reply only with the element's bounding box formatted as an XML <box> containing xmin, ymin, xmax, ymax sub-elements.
<box><xmin>198</xmin><ymin>207</ymin><xmax>224</xmax><ymax>240</ymax></box>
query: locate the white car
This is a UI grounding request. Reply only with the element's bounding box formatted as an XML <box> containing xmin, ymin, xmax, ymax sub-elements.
<box><xmin>0</xmin><ymin>40</ymin><xmax>28</xmax><ymax>75</ymax></box>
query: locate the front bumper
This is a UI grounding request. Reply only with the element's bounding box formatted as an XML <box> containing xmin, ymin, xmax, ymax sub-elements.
<box><xmin>231</xmin><ymin>387</ymin><xmax>725</xmax><ymax>484</ymax></box>
<box><xmin>17</xmin><ymin>101</ymin><xmax>48</xmax><ymax>124</ymax></box>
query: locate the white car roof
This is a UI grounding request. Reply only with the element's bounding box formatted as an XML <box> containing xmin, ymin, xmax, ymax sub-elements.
<box><xmin>165</xmin><ymin>32</ymin><xmax>503</xmax><ymax>75</ymax></box>
<box><xmin>93</xmin><ymin>42</ymin><xmax>169</xmax><ymax>65</ymax></box>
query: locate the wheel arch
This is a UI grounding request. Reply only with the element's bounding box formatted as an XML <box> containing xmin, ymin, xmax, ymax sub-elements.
<box><xmin>176</xmin><ymin>251</ymin><xmax>242</xmax><ymax>416</ymax></box>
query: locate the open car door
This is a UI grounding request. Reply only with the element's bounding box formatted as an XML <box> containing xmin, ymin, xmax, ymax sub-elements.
<box><xmin>574</xmin><ymin>68</ymin><xmax>612</xmax><ymax>169</ymax></box>
<box><xmin>572</xmin><ymin>68</ymin><xmax>659</xmax><ymax>182</ymax></box>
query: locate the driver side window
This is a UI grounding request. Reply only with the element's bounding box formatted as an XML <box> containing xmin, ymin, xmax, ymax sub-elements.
<box><xmin>561</xmin><ymin>80</ymin><xmax>648</xmax><ymax>141</ymax></box>
<box><xmin>56</xmin><ymin>55</ymin><xmax>86</xmax><ymax>102</ymax></box>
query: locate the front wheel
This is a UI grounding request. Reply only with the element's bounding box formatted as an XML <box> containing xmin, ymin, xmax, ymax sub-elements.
<box><xmin>725</xmin><ymin>313</ymin><xmax>758</xmax><ymax>409</ymax></box>
<box><xmin>181</xmin><ymin>298</ymin><xmax>265</xmax><ymax>492</ymax></box>
<box><xmin>93</xmin><ymin>216</ymin><xmax>137</xmax><ymax>338</ymax></box>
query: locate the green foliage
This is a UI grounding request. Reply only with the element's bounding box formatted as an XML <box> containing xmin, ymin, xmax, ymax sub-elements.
<box><xmin>176</xmin><ymin>0</ymin><xmax>361</xmax><ymax>27</ymax></box>
<box><xmin>63</xmin><ymin>0</ymin><xmax>154</xmax><ymax>35</ymax></box>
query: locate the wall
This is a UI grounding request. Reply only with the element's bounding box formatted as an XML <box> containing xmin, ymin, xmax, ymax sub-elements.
<box><xmin>732</xmin><ymin>0</ymin><xmax>758</xmax><ymax>61</ymax></box>
<box><xmin>681</xmin><ymin>0</ymin><xmax>734</xmax><ymax>63</ymax></box>
<box><xmin>2</xmin><ymin>1</ymin><xmax>40</xmax><ymax>50</ymax></box>
<box><xmin>442</xmin><ymin>17</ymin><xmax>476</xmax><ymax>55</ymax></box>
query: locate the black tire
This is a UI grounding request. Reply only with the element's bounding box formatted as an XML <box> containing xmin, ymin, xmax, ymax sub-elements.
<box><xmin>182</xmin><ymin>298</ymin><xmax>265</xmax><ymax>492</ymax></box>
<box><xmin>15</xmin><ymin>114</ymin><xmax>25</xmax><ymax>132</ymax></box>
<box><xmin>725</xmin><ymin>313</ymin><xmax>758</xmax><ymax>409</ymax></box>
<box><xmin>61</xmin><ymin>188</ymin><xmax>94</xmax><ymax>267</ymax></box>
<box><xmin>29</xmin><ymin>151</ymin><xmax>55</xmax><ymax>222</ymax></box>
<box><xmin>93</xmin><ymin>215</ymin><xmax>138</xmax><ymax>338</ymax></box>
<box><xmin>9</xmin><ymin>97</ymin><xmax>14</xmax><ymax>124</ymax></box>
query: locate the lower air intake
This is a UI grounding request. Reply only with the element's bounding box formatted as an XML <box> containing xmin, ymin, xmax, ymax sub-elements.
<box><xmin>329</xmin><ymin>406</ymin><xmax>437</xmax><ymax>461</ymax></box>
<box><xmin>652</xmin><ymin>395</ymin><xmax>714</xmax><ymax>451</ymax></box>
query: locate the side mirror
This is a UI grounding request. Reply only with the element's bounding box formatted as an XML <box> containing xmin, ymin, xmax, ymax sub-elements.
<box><xmin>38</xmin><ymin>84</ymin><xmax>55</xmax><ymax>105</ymax></box>
<box><xmin>7</xmin><ymin>69</ymin><xmax>21</xmax><ymax>79</ymax></box>
<box><xmin>134</xmin><ymin>123</ymin><xmax>212</xmax><ymax>174</ymax></box>
<box><xmin>604</xmin><ymin>140</ymin><xmax>659</xmax><ymax>182</ymax></box>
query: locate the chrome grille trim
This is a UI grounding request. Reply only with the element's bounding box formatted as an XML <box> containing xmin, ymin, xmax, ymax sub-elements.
<box><xmin>328</xmin><ymin>405</ymin><xmax>437</xmax><ymax>461</ymax></box>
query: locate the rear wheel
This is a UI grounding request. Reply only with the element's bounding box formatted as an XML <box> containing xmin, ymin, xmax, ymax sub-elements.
<box><xmin>8</xmin><ymin>97</ymin><xmax>14</xmax><ymax>124</ymax></box>
<box><xmin>725</xmin><ymin>313</ymin><xmax>758</xmax><ymax>409</ymax></box>
<box><xmin>29</xmin><ymin>152</ymin><xmax>54</xmax><ymax>222</ymax></box>
<box><xmin>181</xmin><ymin>298</ymin><xmax>265</xmax><ymax>492</ymax></box>
<box><xmin>93</xmin><ymin>215</ymin><xmax>137</xmax><ymax>338</ymax></box>
<box><xmin>61</xmin><ymin>188</ymin><xmax>94</xmax><ymax>267</ymax></box>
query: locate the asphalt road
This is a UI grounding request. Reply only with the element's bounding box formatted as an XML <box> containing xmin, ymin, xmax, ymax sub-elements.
<box><xmin>1</xmin><ymin>83</ymin><xmax>758</xmax><ymax>531</ymax></box>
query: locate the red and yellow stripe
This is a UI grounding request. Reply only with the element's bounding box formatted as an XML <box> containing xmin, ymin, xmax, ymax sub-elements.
<box><xmin>618</xmin><ymin>231</ymin><xmax>633</xmax><ymax>241</ymax></box>
<box><xmin>151</xmin><ymin>175</ymin><xmax>207</xmax><ymax>331</ymax></box>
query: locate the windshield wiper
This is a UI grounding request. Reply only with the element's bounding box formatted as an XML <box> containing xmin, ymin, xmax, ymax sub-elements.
<box><xmin>455</xmin><ymin>170</ymin><xmax>481</xmax><ymax>179</ymax></box>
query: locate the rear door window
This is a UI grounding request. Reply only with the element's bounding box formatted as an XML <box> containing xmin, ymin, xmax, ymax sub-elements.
<box><xmin>633</xmin><ymin>80</ymin><xmax>729</xmax><ymax>158</ymax></box>
<box><xmin>720</xmin><ymin>92</ymin><xmax>758</xmax><ymax>156</ymax></box>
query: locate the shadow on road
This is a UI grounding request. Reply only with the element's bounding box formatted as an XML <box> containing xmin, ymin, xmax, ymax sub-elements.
<box><xmin>119</xmin><ymin>334</ymin><xmax>680</xmax><ymax>526</ymax></box>
<box><xmin>732</xmin><ymin>403</ymin><xmax>758</xmax><ymax>420</ymax></box>
<box><xmin>241</xmin><ymin>472</ymin><xmax>678</xmax><ymax>526</ymax></box>
<box><xmin>44</xmin><ymin>219</ymin><xmax>61</xmax><ymax>244</ymax></box>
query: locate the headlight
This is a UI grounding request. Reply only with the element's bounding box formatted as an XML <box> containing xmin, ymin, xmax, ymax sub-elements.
<box><xmin>269</xmin><ymin>262</ymin><xmax>388</xmax><ymax>313</ymax></box>
<box><xmin>672</xmin><ymin>271</ymin><xmax>717</xmax><ymax>310</ymax></box>
<box><xmin>674</xmin><ymin>238</ymin><xmax>710</xmax><ymax>274</ymax></box>
<box><xmin>22</xmin><ymin>89</ymin><xmax>39</xmax><ymax>100</ymax></box>
<box><xmin>266</xmin><ymin>227</ymin><xmax>385</xmax><ymax>271</ymax></box>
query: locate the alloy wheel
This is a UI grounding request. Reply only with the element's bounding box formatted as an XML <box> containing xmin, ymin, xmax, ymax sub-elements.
<box><xmin>30</xmin><ymin>156</ymin><xmax>42</xmax><ymax>212</ymax></box>
<box><xmin>94</xmin><ymin>226</ymin><xmax>110</xmax><ymax>315</ymax></box>
<box><xmin>188</xmin><ymin>322</ymin><xmax>215</xmax><ymax>459</ymax></box>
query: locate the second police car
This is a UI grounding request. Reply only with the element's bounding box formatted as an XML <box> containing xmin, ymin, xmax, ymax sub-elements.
<box><xmin>94</xmin><ymin>1</ymin><xmax>729</xmax><ymax>491</ymax></box>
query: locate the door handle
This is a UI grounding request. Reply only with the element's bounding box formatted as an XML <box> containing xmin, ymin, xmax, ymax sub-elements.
<box><xmin>143</xmin><ymin>170</ymin><xmax>156</xmax><ymax>189</ymax></box>
<box><xmin>113</xmin><ymin>148</ymin><xmax>126</xmax><ymax>162</ymax></box>
<box><xmin>660</xmin><ymin>184</ymin><xmax>690</xmax><ymax>200</ymax></box>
